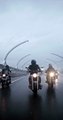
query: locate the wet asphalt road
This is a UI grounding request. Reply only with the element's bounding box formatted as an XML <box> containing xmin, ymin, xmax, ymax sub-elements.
<box><xmin>0</xmin><ymin>74</ymin><xmax>63</xmax><ymax>120</ymax></box>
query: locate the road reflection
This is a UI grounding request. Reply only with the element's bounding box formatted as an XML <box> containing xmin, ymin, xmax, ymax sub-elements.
<box><xmin>27</xmin><ymin>94</ymin><xmax>43</xmax><ymax>120</ymax></box>
<box><xmin>46</xmin><ymin>87</ymin><xmax>56</xmax><ymax>106</ymax></box>
<box><xmin>0</xmin><ymin>87</ymin><xmax>11</xmax><ymax>120</ymax></box>
<box><xmin>45</xmin><ymin>87</ymin><xmax>59</xmax><ymax>120</ymax></box>
<box><xmin>0</xmin><ymin>75</ymin><xmax>63</xmax><ymax>120</ymax></box>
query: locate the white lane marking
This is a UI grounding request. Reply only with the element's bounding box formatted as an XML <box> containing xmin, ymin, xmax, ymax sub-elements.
<box><xmin>11</xmin><ymin>76</ymin><xmax>25</xmax><ymax>84</ymax></box>
<box><xmin>11</xmin><ymin>78</ymin><xmax>21</xmax><ymax>84</ymax></box>
<box><xmin>0</xmin><ymin>76</ymin><xmax>26</xmax><ymax>89</ymax></box>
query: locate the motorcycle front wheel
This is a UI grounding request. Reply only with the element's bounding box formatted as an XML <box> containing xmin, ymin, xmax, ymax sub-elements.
<box><xmin>33</xmin><ymin>84</ymin><xmax>37</xmax><ymax>94</ymax></box>
<box><xmin>2</xmin><ymin>83</ymin><xmax>4</xmax><ymax>88</ymax></box>
<box><xmin>48</xmin><ymin>82</ymin><xmax>53</xmax><ymax>88</ymax></box>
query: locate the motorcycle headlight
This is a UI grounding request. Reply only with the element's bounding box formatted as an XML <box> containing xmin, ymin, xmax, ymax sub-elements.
<box><xmin>49</xmin><ymin>72</ymin><xmax>54</xmax><ymax>77</ymax></box>
<box><xmin>33</xmin><ymin>73</ymin><xmax>37</xmax><ymax>78</ymax></box>
<box><xmin>55</xmin><ymin>79</ymin><xmax>58</xmax><ymax>83</ymax></box>
<box><xmin>3</xmin><ymin>74</ymin><xmax>6</xmax><ymax>77</ymax></box>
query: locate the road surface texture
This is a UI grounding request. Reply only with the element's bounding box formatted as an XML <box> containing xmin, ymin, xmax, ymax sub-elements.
<box><xmin>0</xmin><ymin>73</ymin><xmax>63</xmax><ymax>120</ymax></box>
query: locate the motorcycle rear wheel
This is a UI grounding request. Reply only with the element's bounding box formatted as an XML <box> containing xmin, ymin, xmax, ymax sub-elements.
<box><xmin>33</xmin><ymin>84</ymin><xmax>37</xmax><ymax>94</ymax></box>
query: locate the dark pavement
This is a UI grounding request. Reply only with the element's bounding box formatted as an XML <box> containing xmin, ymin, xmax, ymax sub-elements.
<box><xmin>0</xmin><ymin>74</ymin><xmax>63</xmax><ymax>120</ymax></box>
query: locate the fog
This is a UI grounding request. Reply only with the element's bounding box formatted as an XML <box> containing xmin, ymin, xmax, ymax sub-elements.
<box><xmin>0</xmin><ymin>0</ymin><xmax>63</xmax><ymax>69</ymax></box>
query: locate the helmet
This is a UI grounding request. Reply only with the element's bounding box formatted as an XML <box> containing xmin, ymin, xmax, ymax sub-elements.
<box><xmin>5</xmin><ymin>65</ymin><xmax>9</xmax><ymax>70</ymax></box>
<box><xmin>31</xmin><ymin>60</ymin><xmax>36</xmax><ymax>65</ymax></box>
<box><xmin>49</xmin><ymin>64</ymin><xmax>52</xmax><ymax>68</ymax></box>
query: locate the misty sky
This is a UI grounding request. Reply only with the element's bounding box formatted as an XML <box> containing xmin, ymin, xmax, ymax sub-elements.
<box><xmin>0</xmin><ymin>0</ymin><xmax>63</xmax><ymax>69</ymax></box>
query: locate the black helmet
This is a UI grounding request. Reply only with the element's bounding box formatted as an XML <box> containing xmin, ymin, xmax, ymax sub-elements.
<box><xmin>5</xmin><ymin>65</ymin><xmax>9</xmax><ymax>69</ymax></box>
<box><xmin>49</xmin><ymin>64</ymin><xmax>52</xmax><ymax>68</ymax></box>
<box><xmin>31</xmin><ymin>60</ymin><xmax>36</xmax><ymax>65</ymax></box>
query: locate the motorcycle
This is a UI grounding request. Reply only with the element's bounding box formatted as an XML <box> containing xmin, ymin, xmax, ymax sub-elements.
<box><xmin>46</xmin><ymin>71</ymin><xmax>58</xmax><ymax>88</ymax></box>
<box><xmin>55</xmin><ymin>71</ymin><xmax>59</xmax><ymax>79</ymax></box>
<box><xmin>1</xmin><ymin>72</ymin><xmax>11</xmax><ymax>88</ymax></box>
<box><xmin>29</xmin><ymin>72</ymin><xmax>42</xmax><ymax>94</ymax></box>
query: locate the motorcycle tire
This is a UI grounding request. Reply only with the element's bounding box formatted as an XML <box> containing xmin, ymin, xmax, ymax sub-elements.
<box><xmin>2</xmin><ymin>83</ymin><xmax>4</xmax><ymax>88</ymax></box>
<box><xmin>48</xmin><ymin>83</ymin><xmax>53</xmax><ymax>88</ymax></box>
<box><xmin>33</xmin><ymin>84</ymin><xmax>37</xmax><ymax>94</ymax></box>
<box><xmin>6</xmin><ymin>82</ymin><xmax>9</xmax><ymax>87</ymax></box>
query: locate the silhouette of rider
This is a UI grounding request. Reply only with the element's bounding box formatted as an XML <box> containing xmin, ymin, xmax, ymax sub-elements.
<box><xmin>28</xmin><ymin>60</ymin><xmax>41</xmax><ymax>74</ymax></box>
<box><xmin>46</xmin><ymin>64</ymin><xmax>55</xmax><ymax>74</ymax></box>
<box><xmin>28</xmin><ymin>60</ymin><xmax>41</xmax><ymax>87</ymax></box>
<box><xmin>2</xmin><ymin>65</ymin><xmax>11</xmax><ymax>82</ymax></box>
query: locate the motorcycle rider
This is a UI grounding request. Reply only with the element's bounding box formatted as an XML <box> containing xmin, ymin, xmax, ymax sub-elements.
<box><xmin>45</xmin><ymin>64</ymin><xmax>56</xmax><ymax>82</ymax></box>
<box><xmin>2</xmin><ymin>64</ymin><xmax>11</xmax><ymax>83</ymax></box>
<box><xmin>45</xmin><ymin>64</ymin><xmax>55</xmax><ymax>73</ymax></box>
<box><xmin>2</xmin><ymin>65</ymin><xmax>11</xmax><ymax>73</ymax></box>
<box><xmin>28</xmin><ymin>59</ymin><xmax>42</xmax><ymax>88</ymax></box>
